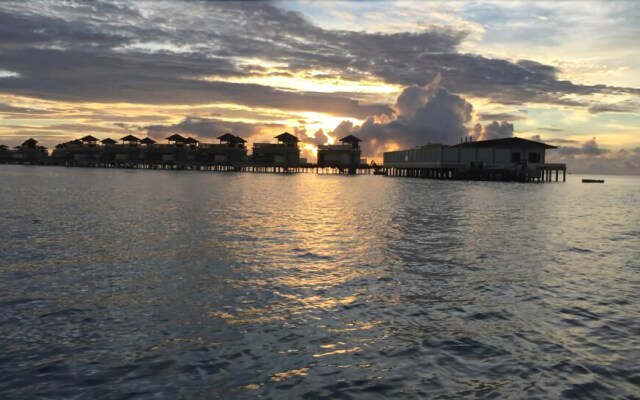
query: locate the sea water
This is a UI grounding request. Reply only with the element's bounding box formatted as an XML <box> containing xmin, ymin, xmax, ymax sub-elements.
<box><xmin>1</xmin><ymin>165</ymin><xmax>639</xmax><ymax>398</ymax></box>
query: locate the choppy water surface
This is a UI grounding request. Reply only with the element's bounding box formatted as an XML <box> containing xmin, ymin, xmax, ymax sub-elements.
<box><xmin>1</xmin><ymin>165</ymin><xmax>639</xmax><ymax>399</ymax></box>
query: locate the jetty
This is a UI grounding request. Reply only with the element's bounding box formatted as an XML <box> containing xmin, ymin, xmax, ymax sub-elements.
<box><xmin>0</xmin><ymin>134</ymin><xmax>566</xmax><ymax>182</ymax></box>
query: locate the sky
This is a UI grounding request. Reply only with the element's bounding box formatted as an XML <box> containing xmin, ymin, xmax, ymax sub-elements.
<box><xmin>0</xmin><ymin>0</ymin><xmax>639</xmax><ymax>174</ymax></box>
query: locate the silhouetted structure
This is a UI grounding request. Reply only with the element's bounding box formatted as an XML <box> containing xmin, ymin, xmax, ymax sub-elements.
<box><xmin>317</xmin><ymin>134</ymin><xmax>363</xmax><ymax>173</ymax></box>
<box><xmin>120</xmin><ymin>135</ymin><xmax>140</xmax><ymax>147</ymax></box>
<box><xmin>251</xmin><ymin>132</ymin><xmax>300</xmax><ymax>166</ymax></box>
<box><xmin>10</xmin><ymin>138</ymin><xmax>48</xmax><ymax>163</ymax></box>
<box><xmin>80</xmin><ymin>135</ymin><xmax>100</xmax><ymax>147</ymax></box>
<box><xmin>140</xmin><ymin>137</ymin><xmax>156</xmax><ymax>146</ymax></box>
<box><xmin>384</xmin><ymin>137</ymin><xmax>566</xmax><ymax>182</ymax></box>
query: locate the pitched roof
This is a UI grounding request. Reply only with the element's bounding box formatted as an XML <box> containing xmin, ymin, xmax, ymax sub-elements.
<box><xmin>120</xmin><ymin>134</ymin><xmax>140</xmax><ymax>142</ymax></box>
<box><xmin>452</xmin><ymin>137</ymin><xmax>557</xmax><ymax>150</ymax></box>
<box><xmin>22</xmin><ymin>138</ymin><xmax>38</xmax><ymax>147</ymax></box>
<box><xmin>80</xmin><ymin>135</ymin><xmax>100</xmax><ymax>142</ymax></box>
<box><xmin>166</xmin><ymin>133</ymin><xmax>186</xmax><ymax>142</ymax></box>
<box><xmin>184</xmin><ymin>136</ymin><xmax>199</xmax><ymax>144</ymax></box>
<box><xmin>217</xmin><ymin>133</ymin><xmax>236</xmax><ymax>142</ymax></box>
<box><xmin>340</xmin><ymin>134</ymin><xmax>362</xmax><ymax>143</ymax></box>
<box><xmin>218</xmin><ymin>133</ymin><xmax>247</xmax><ymax>143</ymax></box>
<box><xmin>140</xmin><ymin>137</ymin><xmax>156</xmax><ymax>144</ymax></box>
<box><xmin>101</xmin><ymin>138</ymin><xmax>117</xmax><ymax>144</ymax></box>
<box><xmin>275</xmin><ymin>132</ymin><xmax>299</xmax><ymax>143</ymax></box>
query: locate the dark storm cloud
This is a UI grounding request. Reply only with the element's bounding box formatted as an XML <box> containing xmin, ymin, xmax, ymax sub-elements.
<box><xmin>477</xmin><ymin>112</ymin><xmax>527</xmax><ymax>121</ymax></box>
<box><xmin>588</xmin><ymin>101</ymin><xmax>639</xmax><ymax>114</ymax></box>
<box><xmin>0</xmin><ymin>0</ymin><xmax>638</xmax><ymax>114</ymax></box>
<box><xmin>0</xmin><ymin>102</ymin><xmax>57</xmax><ymax>115</ymax></box>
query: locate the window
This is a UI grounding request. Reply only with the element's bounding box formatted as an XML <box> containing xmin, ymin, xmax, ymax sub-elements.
<box><xmin>528</xmin><ymin>152</ymin><xmax>541</xmax><ymax>163</ymax></box>
<box><xmin>511</xmin><ymin>152</ymin><xmax>521</xmax><ymax>162</ymax></box>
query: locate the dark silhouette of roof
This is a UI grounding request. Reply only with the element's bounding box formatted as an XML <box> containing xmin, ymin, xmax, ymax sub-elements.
<box><xmin>184</xmin><ymin>137</ymin><xmax>199</xmax><ymax>144</ymax></box>
<box><xmin>70</xmin><ymin>139</ymin><xmax>82</xmax><ymax>145</ymax></box>
<box><xmin>22</xmin><ymin>138</ymin><xmax>38</xmax><ymax>147</ymax></box>
<box><xmin>80</xmin><ymin>135</ymin><xmax>99</xmax><ymax>142</ymax></box>
<box><xmin>166</xmin><ymin>134</ymin><xmax>186</xmax><ymax>142</ymax></box>
<box><xmin>275</xmin><ymin>132</ymin><xmax>299</xmax><ymax>143</ymax></box>
<box><xmin>452</xmin><ymin>137</ymin><xmax>557</xmax><ymax>149</ymax></box>
<box><xmin>120</xmin><ymin>135</ymin><xmax>140</xmax><ymax>142</ymax></box>
<box><xmin>218</xmin><ymin>133</ymin><xmax>247</xmax><ymax>144</ymax></box>
<box><xmin>340</xmin><ymin>135</ymin><xmax>362</xmax><ymax>143</ymax></box>
<box><xmin>0</xmin><ymin>144</ymin><xmax>8</xmax><ymax>150</ymax></box>
<box><xmin>140</xmin><ymin>137</ymin><xmax>156</xmax><ymax>145</ymax></box>
<box><xmin>101</xmin><ymin>138</ymin><xmax>117</xmax><ymax>144</ymax></box>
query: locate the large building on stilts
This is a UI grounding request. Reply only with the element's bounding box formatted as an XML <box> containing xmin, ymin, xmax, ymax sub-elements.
<box><xmin>383</xmin><ymin>137</ymin><xmax>566</xmax><ymax>182</ymax></box>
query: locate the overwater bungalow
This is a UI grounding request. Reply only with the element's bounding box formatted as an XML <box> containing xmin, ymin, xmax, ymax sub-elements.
<box><xmin>317</xmin><ymin>134</ymin><xmax>363</xmax><ymax>172</ymax></box>
<box><xmin>196</xmin><ymin>133</ymin><xmax>248</xmax><ymax>164</ymax></box>
<box><xmin>383</xmin><ymin>137</ymin><xmax>566</xmax><ymax>182</ymax></box>
<box><xmin>166</xmin><ymin>134</ymin><xmax>187</xmax><ymax>146</ymax></box>
<box><xmin>101</xmin><ymin>138</ymin><xmax>117</xmax><ymax>146</ymax></box>
<box><xmin>140</xmin><ymin>137</ymin><xmax>156</xmax><ymax>146</ymax></box>
<box><xmin>12</xmin><ymin>138</ymin><xmax>48</xmax><ymax>163</ymax></box>
<box><xmin>80</xmin><ymin>135</ymin><xmax>100</xmax><ymax>147</ymax></box>
<box><xmin>251</xmin><ymin>132</ymin><xmax>300</xmax><ymax>166</ymax></box>
<box><xmin>120</xmin><ymin>135</ymin><xmax>141</xmax><ymax>147</ymax></box>
<box><xmin>184</xmin><ymin>137</ymin><xmax>199</xmax><ymax>149</ymax></box>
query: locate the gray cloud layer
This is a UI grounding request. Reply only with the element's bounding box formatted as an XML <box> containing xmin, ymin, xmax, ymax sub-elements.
<box><xmin>1</xmin><ymin>1</ymin><xmax>638</xmax><ymax>114</ymax></box>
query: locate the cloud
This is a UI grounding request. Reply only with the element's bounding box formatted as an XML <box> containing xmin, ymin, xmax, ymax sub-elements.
<box><xmin>588</xmin><ymin>100</ymin><xmax>639</xmax><ymax>114</ymax></box>
<box><xmin>556</xmin><ymin>137</ymin><xmax>609</xmax><ymax>156</ymax></box>
<box><xmin>331</xmin><ymin>76</ymin><xmax>474</xmax><ymax>157</ymax></box>
<box><xmin>0</xmin><ymin>1</ymin><xmax>637</xmax><ymax>114</ymax></box>
<box><xmin>294</xmin><ymin>126</ymin><xmax>331</xmax><ymax>146</ymax></box>
<box><xmin>477</xmin><ymin>112</ymin><xmax>527</xmax><ymax>121</ymax></box>
<box><xmin>476</xmin><ymin>120</ymin><xmax>514</xmax><ymax>141</ymax></box>
<box><xmin>143</xmin><ymin>117</ymin><xmax>285</xmax><ymax>142</ymax></box>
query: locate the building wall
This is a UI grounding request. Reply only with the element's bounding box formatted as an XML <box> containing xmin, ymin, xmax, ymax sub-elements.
<box><xmin>385</xmin><ymin>145</ymin><xmax>548</xmax><ymax>170</ymax></box>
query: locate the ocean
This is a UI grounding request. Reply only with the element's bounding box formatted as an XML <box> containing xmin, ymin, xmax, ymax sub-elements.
<box><xmin>1</xmin><ymin>165</ymin><xmax>639</xmax><ymax>398</ymax></box>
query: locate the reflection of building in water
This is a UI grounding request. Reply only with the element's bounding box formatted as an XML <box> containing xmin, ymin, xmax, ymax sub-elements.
<box><xmin>251</xmin><ymin>132</ymin><xmax>300</xmax><ymax>166</ymax></box>
<box><xmin>317</xmin><ymin>135</ymin><xmax>363</xmax><ymax>173</ymax></box>
<box><xmin>384</xmin><ymin>137</ymin><xmax>566</xmax><ymax>182</ymax></box>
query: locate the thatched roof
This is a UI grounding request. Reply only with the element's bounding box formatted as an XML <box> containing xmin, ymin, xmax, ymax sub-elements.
<box><xmin>140</xmin><ymin>137</ymin><xmax>156</xmax><ymax>145</ymax></box>
<box><xmin>340</xmin><ymin>134</ymin><xmax>362</xmax><ymax>143</ymax></box>
<box><xmin>22</xmin><ymin>138</ymin><xmax>38</xmax><ymax>147</ymax></box>
<box><xmin>217</xmin><ymin>133</ymin><xmax>236</xmax><ymax>142</ymax></box>
<box><xmin>120</xmin><ymin>134</ymin><xmax>140</xmax><ymax>142</ymax></box>
<box><xmin>101</xmin><ymin>138</ymin><xmax>117</xmax><ymax>144</ymax></box>
<box><xmin>80</xmin><ymin>135</ymin><xmax>100</xmax><ymax>142</ymax></box>
<box><xmin>184</xmin><ymin>137</ymin><xmax>199</xmax><ymax>144</ymax></box>
<box><xmin>166</xmin><ymin>134</ymin><xmax>186</xmax><ymax>142</ymax></box>
<box><xmin>218</xmin><ymin>133</ymin><xmax>247</xmax><ymax>144</ymax></box>
<box><xmin>275</xmin><ymin>132</ymin><xmax>299</xmax><ymax>143</ymax></box>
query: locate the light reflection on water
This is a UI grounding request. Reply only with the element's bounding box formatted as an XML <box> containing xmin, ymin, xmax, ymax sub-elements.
<box><xmin>1</xmin><ymin>166</ymin><xmax>639</xmax><ymax>398</ymax></box>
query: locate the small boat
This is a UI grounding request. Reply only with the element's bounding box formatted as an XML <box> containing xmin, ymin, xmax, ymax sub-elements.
<box><xmin>582</xmin><ymin>179</ymin><xmax>604</xmax><ymax>183</ymax></box>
